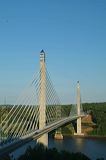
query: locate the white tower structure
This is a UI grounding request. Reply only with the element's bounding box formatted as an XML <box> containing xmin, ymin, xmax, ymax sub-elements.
<box><xmin>37</xmin><ymin>50</ymin><xmax>48</xmax><ymax>146</ymax></box>
<box><xmin>75</xmin><ymin>81</ymin><xmax>84</xmax><ymax>135</ymax></box>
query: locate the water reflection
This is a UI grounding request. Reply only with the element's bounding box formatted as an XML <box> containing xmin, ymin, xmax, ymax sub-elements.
<box><xmin>74</xmin><ymin>137</ymin><xmax>85</xmax><ymax>150</ymax></box>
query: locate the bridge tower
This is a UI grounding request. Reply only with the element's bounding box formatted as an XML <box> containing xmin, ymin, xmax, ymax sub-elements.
<box><xmin>37</xmin><ymin>50</ymin><xmax>48</xmax><ymax>146</ymax></box>
<box><xmin>74</xmin><ymin>81</ymin><xmax>84</xmax><ymax>135</ymax></box>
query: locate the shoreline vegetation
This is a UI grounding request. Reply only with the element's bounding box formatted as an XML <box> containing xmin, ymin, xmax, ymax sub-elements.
<box><xmin>18</xmin><ymin>143</ymin><xmax>91</xmax><ymax>160</ymax></box>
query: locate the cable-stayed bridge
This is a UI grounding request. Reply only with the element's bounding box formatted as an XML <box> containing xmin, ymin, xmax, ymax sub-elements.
<box><xmin>0</xmin><ymin>50</ymin><xmax>85</xmax><ymax>157</ymax></box>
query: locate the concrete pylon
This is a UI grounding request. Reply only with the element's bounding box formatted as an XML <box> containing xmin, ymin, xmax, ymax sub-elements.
<box><xmin>74</xmin><ymin>81</ymin><xmax>84</xmax><ymax>135</ymax></box>
<box><xmin>37</xmin><ymin>50</ymin><xmax>48</xmax><ymax>146</ymax></box>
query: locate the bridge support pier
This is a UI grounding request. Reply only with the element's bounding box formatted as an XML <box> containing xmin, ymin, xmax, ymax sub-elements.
<box><xmin>54</xmin><ymin>128</ymin><xmax>63</xmax><ymax>140</ymax></box>
<box><xmin>74</xmin><ymin>81</ymin><xmax>84</xmax><ymax>136</ymax></box>
<box><xmin>37</xmin><ymin>134</ymin><xmax>48</xmax><ymax>146</ymax></box>
<box><xmin>37</xmin><ymin>50</ymin><xmax>48</xmax><ymax>146</ymax></box>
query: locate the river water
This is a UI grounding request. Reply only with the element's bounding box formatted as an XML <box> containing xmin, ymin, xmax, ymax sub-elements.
<box><xmin>48</xmin><ymin>136</ymin><xmax>106</xmax><ymax>160</ymax></box>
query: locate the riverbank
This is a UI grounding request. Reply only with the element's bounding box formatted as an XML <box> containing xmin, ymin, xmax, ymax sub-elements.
<box><xmin>62</xmin><ymin>134</ymin><xmax>106</xmax><ymax>139</ymax></box>
<box><xmin>51</xmin><ymin>132</ymin><xmax>106</xmax><ymax>140</ymax></box>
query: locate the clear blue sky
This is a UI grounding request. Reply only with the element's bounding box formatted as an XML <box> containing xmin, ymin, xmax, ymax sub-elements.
<box><xmin>0</xmin><ymin>0</ymin><xmax>106</xmax><ymax>104</ymax></box>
